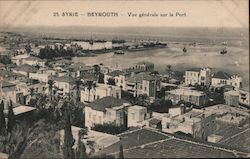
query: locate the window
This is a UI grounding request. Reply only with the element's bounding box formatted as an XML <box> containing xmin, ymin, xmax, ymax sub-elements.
<box><xmin>144</xmin><ymin>87</ymin><xmax>147</xmax><ymax>91</ymax></box>
<box><xmin>93</xmin><ymin>115</ymin><xmax>96</xmax><ymax>121</ymax></box>
<box><xmin>89</xmin><ymin>112</ymin><xmax>91</xmax><ymax>119</ymax></box>
<box><xmin>166</xmin><ymin>123</ymin><xmax>170</xmax><ymax>129</ymax></box>
<box><xmin>99</xmin><ymin>116</ymin><xmax>102</xmax><ymax>123</ymax></box>
<box><xmin>131</xmin><ymin>113</ymin><xmax>135</xmax><ymax>120</ymax></box>
<box><xmin>116</xmin><ymin>92</ymin><xmax>119</xmax><ymax>98</ymax></box>
<box><xmin>140</xmin><ymin>112</ymin><xmax>144</xmax><ymax>116</ymax></box>
<box><xmin>65</xmin><ymin>84</ymin><xmax>67</xmax><ymax>89</ymax></box>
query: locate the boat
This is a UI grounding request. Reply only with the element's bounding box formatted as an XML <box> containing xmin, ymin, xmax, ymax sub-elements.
<box><xmin>220</xmin><ymin>49</ymin><xmax>227</xmax><ymax>55</ymax></box>
<box><xmin>183</xmin><ymin>47</ymin><xmax>187</xmax><ymax>53</ymax></box>
<box><xmin>114</xmin><ymin>50</ymin><xmax>125</xmax><ymax>55</ymax></box>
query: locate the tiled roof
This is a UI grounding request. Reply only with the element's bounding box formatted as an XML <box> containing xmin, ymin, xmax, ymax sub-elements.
<box><xmin>106</xmin><ymin>70</ymin><xmax>125</xmax><ymax>77</ymax></box>
<box><xmin>1</xmin><ymin>81</ymin><xmax>16</xmax><ymax>88</ymax></box>
<box><xmin>81</xmin><ymin>73</ymin><xmax>98</xmax><ymax>81</ymax></box>
<box><xmin>213</xmin><ymin>71</ymin><xmax>231</xmax><ymax>79</ymax></box>
<box><xmin>186</xmin><ymin>68</ymin><xmax>202</xmax><ymax>72</ymax></box>
<box><xmin>13</xmin><ymin>64</ymin><xmax>38</xmax><ymax>73</ymax></box>
<box><xmin>24</xmin><ymin>56</ymin><xmax>44</xmax><ymax>62</ymax></box>
<box><xmin>88</xmin><ymin>96</ymin><xmax>128</xmax><ymax>112</ymax></box>
<box><xmin>127</xmin><ymin>72</ymin><xmax>160</xmax><ymax>83</ymax></box>
<box><xmin>54</xmin><ymin>76</ymin><xmax>77</xmax><ymax>83</ymax></box>
<box><xmin>67</xmin><ymin>63</ymin><xmax>92</xmax><ymax>71</ymax></box>
<box><xmin>0</xmin><ymin>70</ymin><xmax>24</xmax><ymax>77</ymax></box>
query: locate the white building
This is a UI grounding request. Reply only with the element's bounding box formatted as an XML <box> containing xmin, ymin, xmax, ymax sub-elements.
<box><xmin>162</xmin><ymin>109</ymin><xmax>216</xmax><ymax>140</ymax></box>
<box><xmin>224</xmin><ymin>90</ymin><xmax>239</xmax><ymax>107</ymax></box>
<box><xmin>11</xmin><ymin>54</ymin><xmax>30</xmax><ymax>65</ymax></box>
<box><xmin>72</xmin><ymin>41</ymin><xmax>112</xmax><ymax>50</ymax></box>
<box><xmin>54</xmin><ymin>76</ymin><xmax>77</xmax><ymax>95</ymax></box>
<box><xmin>29</xmin><ymin>70</ymin><xmax>53</xmax><ymax>83</ymax></box>
<box><xmin>127</xmin><ymin>105</ymin><xmax>147</xmax><ymax>127</ymax></box>
<box><xmin>59</xmin><ymin>126</ymin><xmax>120</xmax><ymax>154</ymax></box>
<box><xmin>133</xmin><ymin>62</ymin><xmax>154</xmax><ymax>72</ymax></box>
<box><xmin>168</xmin><ymin>105</ymin><xmax>186</xmax><ymax>117</ymax></box>
<box><xmin>125</xmin><ymin>72</ymin><xmax>160</xmax><ymax>98</ymax></box>
<box><xmin>239</xmin><ymin>87</ymin><xmax>249</xmax><ymax>107</ymax></box>
<box><xmin>80</xmin><ymin>83</ymin><xmax>121</xmax><ymax>103</ymax></box>
<box><xmin>104</xmin><ymin>70</ymin><xmax>127</xmax><ymax>89</ymax></box>
<box><xmin>21</xmin><ymin>56</ymin><xmax>46</xmax><ymax>67</ymax></box>
<box><xmin>12</xmin><ymin>64</ymin><xmax>38</xmax><ymax>77</ymax></box>
<box><xmin>85</xmin><ymin>96</ymin><xmax>130</xmax><ymax>128</ymax></box>
<box><xmin>211</xmin><ymin>71</ymin><xmax>242</xmax><ymax>90</ymax></box>
<box><xmin>185</xmin><ymin>68</ymin><xmax>211</xmax><ymax>86</ymax></box>
<box><xmin>0</xmin><ymin>81</ymin><xmax>17</xmax><ymax>108</ymax></box>
<box><xmin>166</xmin><ymin>88</ymin><xmax>208</xmax><ymax>107</ymax></box>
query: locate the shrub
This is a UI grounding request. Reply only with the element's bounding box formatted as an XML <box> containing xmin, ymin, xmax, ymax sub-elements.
<box><xmin>91</xmin><ymin>123</ymin><xmax>128</xmax><ymax>135</ymax></box>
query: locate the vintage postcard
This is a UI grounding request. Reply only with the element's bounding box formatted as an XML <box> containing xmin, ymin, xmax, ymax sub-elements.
<box><xmin>0</xmin><ymin>0</ymin><xmax>249</xmax><ymax>158</ymax></box>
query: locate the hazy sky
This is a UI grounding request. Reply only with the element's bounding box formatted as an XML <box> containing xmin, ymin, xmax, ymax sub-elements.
<box><xmin>0</xmin><ymin>0</ymin><xmax>248</xmax><ymax>29</ymax></box>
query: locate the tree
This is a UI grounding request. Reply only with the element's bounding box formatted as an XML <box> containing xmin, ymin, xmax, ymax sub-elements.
<box><xmin>0</xmin><ymin>100</ymin><xmax>6</xmax><ymax>135</ymax></box>
<box><xmin>74</xmin><ymin>80</ymin><xmax>82</xmax><ymax>103</ymax></box>
<box><xmin>62</xmin><ymin>104</ymin><xmax>75</xmax><ymax>159</ymax></box>
<box><xmin>0</xmin><ymin>55</ymin><xmax>12</xmax><ymax>65</ymax></box>
<box><xmin>98</xmin><ymin>73</ymin><xmax>104</xmax><ymax>84</ymax></box>
<box><xmin>7</xmin><ymin>100</ymin><xmax>15</xmax><ymax>133</ymax></box>
<box><xmin>84</xmin><ymin>80</ymin><xmax>95</xmax><ymax>102</ymax></box>
<box><xmin>48</xmin><ymin>79</ymin><xmax>55</xmax><ymax>101</ymax></box>
<box><xmin>75</xmin><ymin>129</ymin><xmax>88</xmax><ymax>159</ymax></box>
<box><xmin>107</xmin><ymin>78</ymin><xmax>116</xmax><ymax>86</ymax></box>
<box><xmin>135</xmin><ymin>94</ymin><xmax>150</xmax><ymax>107</ymax></box>
<box><xmin>166</xmin><ymin>65</ymin><xmax>173</xmax><ymax>78</ymax></box>
<box><xmin>29</xmin><ymin>87</ymin><xmax>35</xmax><ymax>97</ymax></box>
<box><xmin>119</xmin><ymin>144</ymin><xmax>124</xmax><ymax>159</ymax></box>
<box><xmin>1</xmin><ymin>120</ymin><xmax>62</xmax><ymax>159</ymax></box>
<box><xmin>93</xmin><ymin>64</ymin><xmax>100</xmax><ymax>76</ymax></box>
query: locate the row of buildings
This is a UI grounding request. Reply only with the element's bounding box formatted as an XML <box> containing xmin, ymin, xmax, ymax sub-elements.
<box><xmin>0</xmin><ymin>41</ymin><xmax>249</xmax><ymax>157</ymax></box>
<box><xmin>1</xmin><ymin>52</ymin><xmax>249</xmax><ymax>109</ymax></box>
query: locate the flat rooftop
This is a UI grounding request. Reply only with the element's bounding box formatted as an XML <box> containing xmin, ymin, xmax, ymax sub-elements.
<box><xmin>167</xmin><ymin>88</ymin><xmax>205</xmax><ymax>96</ymax></box>
<box><xmin>224</xmin><ymin>90</ymin><xmax>240</xmax><ymax>96</ymax></box>
<box><xmin>13</xmin><ymin>106</ymin><xmax>36</xmax><ymax>115</ymax></box>
<box><xmin>128</xmin><ymin>105</ymin><xmax>147</xmax><ymax>111</ymax></box>
<box><xmin>4</xmin><ymin>105</ymin><xmax>36</xmax><ymax>116</ymax></box>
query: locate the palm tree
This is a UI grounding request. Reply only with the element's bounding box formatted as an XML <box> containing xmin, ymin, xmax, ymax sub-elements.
<box><xmin>62</xmin><ymin>104</ymin><xmax>75</xmax><ymax>159</ymax></box>
<box><xmin>84</xmin><ymin>80</ymin><xmax>95</xmax><ymax>102</ymax></box>
<box><xmin>0</xmin><ymin>100</ymin><xmax>6</xmax><ymax>135</ymax></box>
<box><xmin>7</xmin><ymin>100</ymin><xmax>15</xmax><ymax>134</ymax></box>
<box><xmin>75</xmin><ymin>129</ymin><xmax>88</xmax><ymax>159</ymax></box>
<box><xmin>1</xmin><ymin>120</ymin><xmax>62</xmax><ymax>159</ymax></box>
<box><xmin>135</xmin><ymin>94</ymin><xmax>150</xmax><ymax>107</ymax></box>
<box><xmin>107</xmin><ymin>78</ymin><xmax>116</xmax><ymax>86</ymax></box>
<box><xmin>29</xmin><ymin>87</ymin><xmax>35</xmax><ymax>97</ymax></box>
<box><xmin>74</xmin><ymin>80</ymin><xmax>82</xmax><ymax>103</ymax></box>
<box><xmin>48</xmin><ymin>79</ymin><xmax>55</xmax><ymax>101</ymax></box>
<box><xmin>93</xmin><ymin>64</ymin><xmax>100</xmax><ymax>77</ymax></box>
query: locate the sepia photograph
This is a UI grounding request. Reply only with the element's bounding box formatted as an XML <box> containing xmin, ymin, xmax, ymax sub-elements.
<box><xmin>0</xmin><ymin>0</ymin><xmax>249</xmax><ymax>158</ymax></box>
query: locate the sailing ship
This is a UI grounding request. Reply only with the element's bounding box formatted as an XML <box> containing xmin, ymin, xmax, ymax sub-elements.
<box><xmin>183</xmin><ymin>47</ymin><xmax>187</xmax><ymax>53</ymax></box>
<box><xmin>220</xmin><ymin>48</ymin><xmax>227</xmax><ymax>55</ymax></box>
